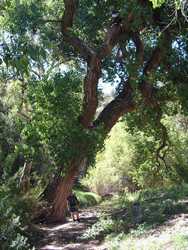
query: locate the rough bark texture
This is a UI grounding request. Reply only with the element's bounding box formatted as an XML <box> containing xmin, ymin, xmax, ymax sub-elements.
<box><xmin>40</xmin><ymin>174</ymin><xmax>63</xmax><ymax>203</ymax></box>
<box><xmin>94</xmin><ymin>81</ymin><xmax>135</xmax><ymax>131</ymax></box>
<box><xmin>50</xmin><ymin>158</ymin><xmax>85</xmax><ymax>222</ymax></box>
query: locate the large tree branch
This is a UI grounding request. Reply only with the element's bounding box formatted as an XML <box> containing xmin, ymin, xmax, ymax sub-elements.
<box><xmin>143</xmin><ymin>47</ymin><xmax>162</xmax><ymax>76</ymax></box>
<box><xmin>99</xmin><ymin>14</ymin><xmax>133</xmax><ymax>59</ymax></box>
<box><xmin>139</xmin><ymin>31</ymin><xmax>172</xmax><ymax>169</ymax></box>
<box><xmin>61</xmin><ymin>1</ymin><xmax>134</xmax><ymax>128</ymax></box>
<box><xmin>140</xmin><ymin>31</ymin><xmax>171</xmax><ymax>105</ymax></box>
<box><xmin>80</xmin><ymin>19</ymin><xmax>134</xmax><ymax>127</ymax></box>
<box><xmin>79</xmin><ymin>55</ymin><xmax>101</xmax><ymax>127</ymax></box>
<box><xmin>94</xmin><ymin>81</ymin><xmax>135</xmax><ymax>131</ymax></box>
<box><xmin>61</xmin><ymin>0</ymin><xmax>94</xmax><ymax>61</ymax></box>
<box><xmin>131</xmin><ymin>32</ymin><xmax>144</xmax><ymax>64</ymax></box>
<box><xmin>99</xmin><ymin>24</ymin><xmax>124</xmax><ymax>59</ymax></box>
<box><xmin>61</xmin><ymin>34</ymin><xmax>95</xmax><ymax>61</ymax></box>
<box><xmin>61</xmin><ymin>0</ymin><xmax>100</xmax><ymax>127</ymax></box>
<box><xmin>93</xmin><ymin>27</ymin><xmax>144</xmax><ymax>132</ymax></box>
<box><xmin>61</xmin><ymin>0</ymin><xmax>78</xmax><ymax>32</ymax></box>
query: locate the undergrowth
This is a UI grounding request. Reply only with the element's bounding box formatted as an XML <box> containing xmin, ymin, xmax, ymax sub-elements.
<box><xmin>0</xmin><ymin>177</ymin><xmax>37</xmax><ymax>250</ymax></box>
<box><xmin>81</xmin><ymin>184</ymin><xmax>188</xmax><ymax>249</ymax></box>
<box><xmin>74</xmin><ymin>189</ymin><xmax>101</xmax><ymax>207</ymax></box>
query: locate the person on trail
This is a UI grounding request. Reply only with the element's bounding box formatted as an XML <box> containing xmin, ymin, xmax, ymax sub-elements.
<box><xmin>67</xmin><ymin>192</ymin><xmax>80</xmax><ymax>222</ymax></box>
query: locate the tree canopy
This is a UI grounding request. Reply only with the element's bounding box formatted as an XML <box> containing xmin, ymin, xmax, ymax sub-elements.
<box><xmin>0</xmin><ymin>0</ymin><xmax>187</xmax><ymax>192</ymax></box>
<box><xmin>0</xmin><ymin>1</ymin><xmax>188</xmax><ymax>247</ymax></box>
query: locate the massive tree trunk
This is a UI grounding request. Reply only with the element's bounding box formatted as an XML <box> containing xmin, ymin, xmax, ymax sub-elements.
<box><xmin>49</xmin><ymin>157</ymin><xmax>86</xmax><ymax>222</ymax></box>
<box><xmin>40</xmin><ymin>170</ymin><xmax>64</xmax><ymax>203</ymax></box>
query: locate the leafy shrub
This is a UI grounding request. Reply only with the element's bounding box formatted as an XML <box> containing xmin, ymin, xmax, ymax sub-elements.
<box><xmin>74</xmin><ymin>190</ymin><xmax>101</xmax><ymax>207</ymax></box>
<box><xmin>81</xmin><ymin>216</ymin><xmax>114</xmax><ymax>240</ymax></box>
<box><xmin>0</xmin><ymin>179</ymin><xmax>35</xmax><ymax>249</ymax></box>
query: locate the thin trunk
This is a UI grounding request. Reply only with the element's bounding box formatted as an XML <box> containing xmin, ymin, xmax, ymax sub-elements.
<box><xmin>19</xmin><ymin>161</ymin><xmax>32</xmax><ymax>193</ymax></box>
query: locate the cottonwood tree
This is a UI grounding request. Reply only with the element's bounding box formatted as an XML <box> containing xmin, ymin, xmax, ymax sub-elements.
<box><xmin>0</xmin><ymin>0</ymin><xmax>187</xmax><ymax>221</ymax></box>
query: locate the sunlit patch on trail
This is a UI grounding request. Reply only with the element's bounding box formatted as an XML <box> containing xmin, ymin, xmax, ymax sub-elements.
<box><xmin>40</xmin><ymin>244</ymin><xmax>64</xmax><ymax>250</ymax></box>
<box><xmin>36</xmin><ymin>209</ymin><xmax>105</xmax><ymax>250</ymax></box>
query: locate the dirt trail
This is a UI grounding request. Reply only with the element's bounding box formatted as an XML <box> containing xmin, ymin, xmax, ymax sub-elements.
<box><xmin>35</xmin><ymin>208</ymin><xmax>107</xmax><ymax>250</ymax></box>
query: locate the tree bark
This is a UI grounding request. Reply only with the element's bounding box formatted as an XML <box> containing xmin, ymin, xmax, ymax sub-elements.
<box><xmin>40</xmin><ymin>173</ymin><xmax>63</xmax><ymax>203</ymax></box>
<box><xmin>19</xmin><ymin>161</ymin><xmax>32</xmax><ymax>193</ymax></box>
<box><xmin>49</xmin><ymin>157</ymin><xmax>85</xmax><ymax>222</ymax></box>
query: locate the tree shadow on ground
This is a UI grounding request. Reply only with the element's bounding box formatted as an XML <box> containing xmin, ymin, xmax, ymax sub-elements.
<box><xmin>33</xmin><ymin>208</ymin><xmax>106</xmax><ymax>250</ymax></box>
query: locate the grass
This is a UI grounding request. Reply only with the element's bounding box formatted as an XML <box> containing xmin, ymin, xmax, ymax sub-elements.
<box><xmin>107</xmin><ymin>231</ymin><xmax>188</xmax><ymax>250</ymax></box>
<box><xmin>173</xmin><ymin>234</ymin><xmax>188</xmax><ymax>250</ymax></box>
<box><xmin>80</xmin><ymin>184</ymin><xmax>188</xmax><ymax>249</ymax></box>
<box><xmin>74</xmin><ymin>189</ymin><xmax>101</xmax><ymax>207</ymax></box>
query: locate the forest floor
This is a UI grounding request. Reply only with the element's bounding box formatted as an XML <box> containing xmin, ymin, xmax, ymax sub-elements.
<box><xmin>33</xmin><ymin>205</ymin><xmax>188</xmax><ymax>250</ymax></box>
<box><xmin>33</xmin><ymin>192</ymin><xmax>188</xmax><ymax>250</ymax></box>
<box><xmin>112</xmin><ymin>212</ymin><xmax>188</xmax><ymax>250</ymax></box>
<box><xmin>34</xmin><ymin>207</ymin><xmax>107</xmax><ymax>250</ymax></box>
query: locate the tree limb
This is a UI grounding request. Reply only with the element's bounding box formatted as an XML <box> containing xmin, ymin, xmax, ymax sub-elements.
<box><xmin>99</xmin><ymin>14</ymin><xmax>133</xmax><ymax>59</ymax></box>
<box><xmin>60</xmin><ymin>1</ymin><xmax>139</xmax><ymax>130</ymax></box>
<box><xmin>79</xmin><ymin>55</ymin><xmax>101</xmax><ymax>127</ymax></box>
<box><xmin>60</xmin><ymin>33</ymin><xmax>95</xmax><ymax>61</ymax></box>
<box><xmin>131</xmin><ymin>32</ymin><xmax>144</xmax><ymax>64</ymax></box>
<box><xmin>154</xmin><ymin>107</ymin><xmax>171</xmax><ymax>172</ymax></box>
<box><xmin>61</xmin><ymin>0</ymin><xmax>100</xmax><ymax>127</ymax></box>
<box><xmin>61</xmin><ymin>0</ymin><xmax>78</xmax><ymax>32</ymax></box>
<box><xmin>61</xmin><ymin>0</ymin><xmax>134</xmax><ymax>128</ymax></box>
<box><xmin>140</xmin><ymin>31</ymin><xmax>171</xmax><ymax>105</ymax></box>
<box><xmin>94</xmin><ymin>81</ymin><xmax>135</xmax><ymax>131</ymax></box>
<box><xmin>143</xmin><ymin>47</ymin><xmax>162</xmax><ymax>76</ymax></box>
<box><xmin>139</xmin><ymin>31</ymin><xmax>172</xmax><ymax>171</ymax></box>
<box><xmin>61</xmin><ymin>0</ymin><xmax>95</xmax><ymax>61</ymax></box>
<box><xmin>99</xmin><ymin>24</ymin><xmax>124</xmax><ymax>59</ymax></box>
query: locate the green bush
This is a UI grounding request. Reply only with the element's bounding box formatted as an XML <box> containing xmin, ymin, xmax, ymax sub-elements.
<box><xmin>74</xmin><ymin>190</ymin><xmax>101</xmax><ymax>207</ymax></box>
<box><xmin>0</xmin><ymin>179</ymin><xmax>35</xmax><ymax>249</ymax></box>
<box><xmin>80</xmin><ymin>216</ymin><xmax>114</xmax><ymax>240</ymax></box>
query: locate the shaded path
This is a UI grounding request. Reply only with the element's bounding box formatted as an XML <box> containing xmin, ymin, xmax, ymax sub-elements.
<box><xmin>34</xmin><ymin>208</ymin><xmax>107</xmax><ymax>250</ymax></box>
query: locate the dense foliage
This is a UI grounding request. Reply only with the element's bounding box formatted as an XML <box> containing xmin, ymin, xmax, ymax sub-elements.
<box><xmin>0</xmin><ymin>0</ymin><xmax>187</xmax><ymax>247</ymax></box>
<box><xmin>83</xmin><ymin>115</ymin><xmax>188</xmax><ymax>193</ymax></box>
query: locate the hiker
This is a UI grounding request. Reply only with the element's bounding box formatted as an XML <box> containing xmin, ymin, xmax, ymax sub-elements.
<box><xmin>67</xmin><ymin>192</ymin><xmax>80</xmax><ymax>222</ymax></box>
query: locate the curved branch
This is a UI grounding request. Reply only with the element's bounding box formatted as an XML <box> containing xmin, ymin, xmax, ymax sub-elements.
<box><xmin>61</xmin><ymin>1</ymin><xmax>134</xmax><ymax>128</ymax></box>
<box><xmin>99</xmin><ymin>14</ymin><xmax>133</xmax><ymax>59</ymax></box>
<box><xmin>140</xmin><ymin>31</ymin><xmax>172</xmax><ymax>105</ymax></box>
<box><xmin>94</xmin><ymin>81</ymin><xmax>135</xmax><ymax>131</ymax></box>
<box><xmin>131</xmin><ymin>32</ymin><xmax>144</xmax><ymax>64</ymax></box>
<box><xmin>138</xmin><ymin>31</ymin><xmax>173</xmax><ymax>172</ymax></box>
<box><xmin>60</xmin><ymin>34</ymin><xmax>95</xmax><ymax>61</ymax></box>
<box><xmin>155</xmin><ymin>108</ymin><xmax>169</xmax><ymax>168</ymax></box>
<box><xmin>61</xmin><ymin>0</ymin><xmax>100</xmax><ymax>127</ymax></box>
<box><xmin>143</xmin><ymin>31</ymin><xmax>171</xmax><ymax>76</ymax></box>
<box><xmin>99</xmin><ymin>24</ymin><xmax>124</xmax><ymax>58</ymax></box>
<box><xmin>61</xmin><ymin>0</ymin><xmax>94</xmax><ymax>61</ymax></box>
<box><xmin>143</xmin><ymin>47</ymin><xmax>162</xmax><ymax>76</ymax></box>
<box><xmin>140</xmin><ymin>80</ymin><xmax>158</xmax><ymax>107</ymax></box>
<box><xmin>79</xmin><ymin>55</ymin><xmax>101</xmax><ymax>127</ymax></box>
